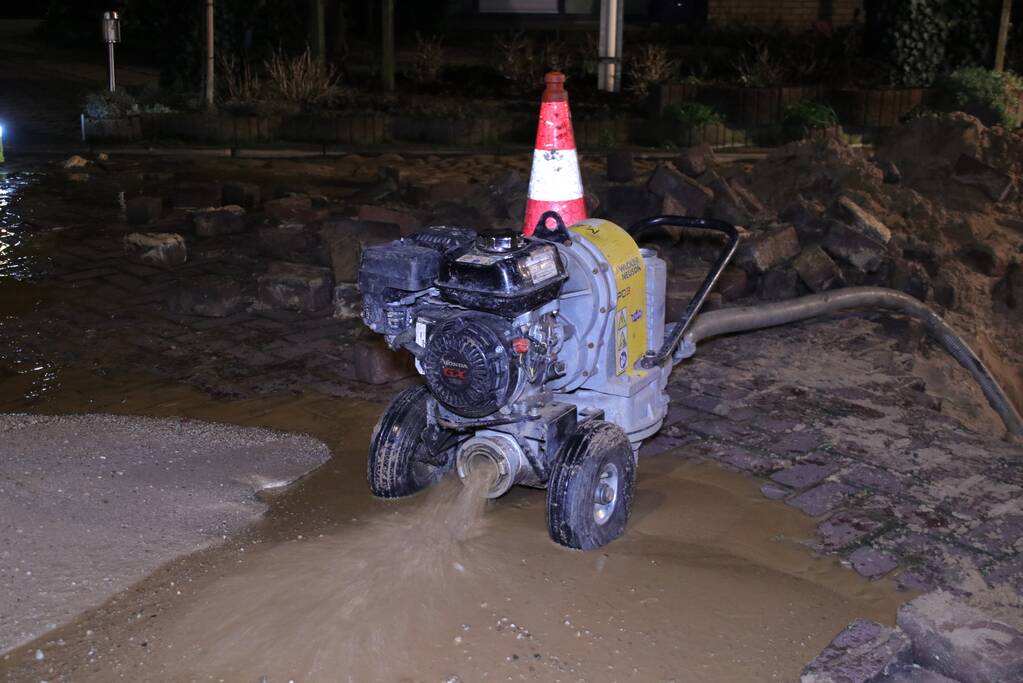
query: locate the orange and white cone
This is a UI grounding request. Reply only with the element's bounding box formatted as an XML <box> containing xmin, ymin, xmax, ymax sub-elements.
<box><xmin>522</xmin><ymin>72</ymin><xmax>587</xmax><ymax>236</ymax></box>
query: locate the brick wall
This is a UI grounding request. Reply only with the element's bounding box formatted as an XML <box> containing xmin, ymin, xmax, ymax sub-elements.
<box><xmin>708</xmin><ymin>0</ymin><xmax>864</xmax><ymax>30</ymax></box>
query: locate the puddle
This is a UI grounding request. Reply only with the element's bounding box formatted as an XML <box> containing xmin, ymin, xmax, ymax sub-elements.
<box><xmin>0</xmin><ymin>364</ymin><xmax>910</xmax><ymax>683</ymax></box>
<box><xmin>0</xmin><ymin>157</ymin><xmax>911</xmax><ymax>681</ymax></box>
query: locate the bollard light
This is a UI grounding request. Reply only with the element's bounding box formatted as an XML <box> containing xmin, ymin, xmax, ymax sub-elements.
<box><xmin>102</xmin><ymin>11</ymin><xmax>121</xmax><ymax>92</ymax></box>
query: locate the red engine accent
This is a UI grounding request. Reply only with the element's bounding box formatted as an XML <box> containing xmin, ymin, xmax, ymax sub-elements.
<box><xmin>512</xmin><ymin>338</ymin><xmax>530</xmax><ymax>354</ymax></box>
<box><xmin>442</xmin><ymin>367</ymin><xmax>467</xmax><ymax>380</ymax></box>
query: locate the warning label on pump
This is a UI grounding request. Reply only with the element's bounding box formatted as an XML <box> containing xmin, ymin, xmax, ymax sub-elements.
<box><xmin>615</xmin><ymin>308</ymin><xmax>629</xmax><ymax>375</ymax></box>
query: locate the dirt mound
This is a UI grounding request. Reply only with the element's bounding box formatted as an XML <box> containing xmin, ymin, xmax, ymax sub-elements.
<box><xmin>743</xmin><ymin>114</ymin><xmax>1023</xmax><ymax>427</ymax></box>
<box><xmin>750</xmin><ymin>137</ymin><xmax>885</xmax><ymax>212</ymax></box>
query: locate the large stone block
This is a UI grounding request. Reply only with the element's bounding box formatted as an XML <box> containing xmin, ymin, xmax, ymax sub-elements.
<box><xmin>348</xmin><ymin>336</ymin><xmax>416</xmax><ymax>385</ymax></box>
<box><xmin>193</xmin><ymin>205</ymin><xmax>246</xmax><ymax>237</ymax></box>
<box><xmin>647</xmin><ymin>162</ymin><xmax>686</xmax><ymax>196</ymax></box>
<box><xmin>124</xmin><ymin>232</ymin><xmax>186</xmax><ymax>268</ymax></box>
<box><xmin>758</xmin><ymin>267</ymin><xmax>801</xmax><ymax>300</ymax></box>
<box><xmin>706</xmin><ymin>172</ymin><xmax>753</xmax><ymax>226</ymax></box>
<box><xmin>358</xmin><ymin>205</ymin><xmax>421</xmax><ymax>236</ymax></box>
<box><xmin>332</xmin><ymin>283</ymin><xmax>361</xmax><ymax>320</ymax></box>
<box><xmin>822</xmin><ymin>222</ymin><xmax>887</xmax><ymax>273</ymax></box>
<box><xmin>735</xmin><ymin>224</ymin><xmax>801</xmax><ymax>274</ymax></box>
<box><xmin>256</xmin><ymin>224</ymin><xmax>317</xmax><ymax>262</ymax></box>
<box><xmin>257</xmin><ymin>262</ymin><xmax>333</xmax><ymax>312</ymax></box>
<box><xmin>835</xmin><ymin>196</ymin><xmax>892</xmax><ymax>244</ymax></box>
<box><xmin>320</xmin><ymin>219</ymin><xmax>402</xmax><ymax>283</ymax></box>
<box><xmin>264</xmin><ymin>195</ymin><xmax>329</xmax><ymax>225</ymax></box>
<box><xmin>661</xmin><ymin>175</ymin><xmax>715</xmax><ymax>217</ymax></box>
<box><xmin>606</xmin><ymin>185</ymin><xmax>659</xmax><ymax>227</ymax></box>
<box><xmin>793</xmin><ymin>245</ymin><xmax>843</xmax><ymax>292</ymax></box>
<box><xmin>897</xmin><ymin>590</ymin><xmax>1023</xmax><ymax>683</ymax></box>
<box><xmin>675</xmin><ymin>143</ymin><xmax>715</xmax><ymax>178</ymax></box>
<box><xmin>801</xmin><ymin>619</ymin><xmax>913</xmax><ymax>683</ymax></box>
<box><xmin>222</xmin><ymin>181</ymin><xmax>261</xmax><ymax>209</ymax></box>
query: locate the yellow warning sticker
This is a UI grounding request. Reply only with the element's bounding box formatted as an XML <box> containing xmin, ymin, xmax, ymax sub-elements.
<box><xmin>570</xmin><ymin>219</ymin><xmax>647</xmax><ymax>376</ymax></box>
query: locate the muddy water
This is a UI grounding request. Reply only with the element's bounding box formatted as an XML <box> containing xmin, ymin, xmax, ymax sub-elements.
<box><xmin>0</xmin><ymin>160</ymin><xmax>909</xmax><ymax>681</ymax></box>
<box><xmin>0</xmin><ymin>362</ymin><xmax>910</xmax><ymax>682</ymax></box>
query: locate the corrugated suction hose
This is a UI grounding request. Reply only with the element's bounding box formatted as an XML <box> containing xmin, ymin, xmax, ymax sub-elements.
<box><xmin>676</xmin><ymin>287</ymin><xmax>1023</xmax><ymax>436</ymax></box>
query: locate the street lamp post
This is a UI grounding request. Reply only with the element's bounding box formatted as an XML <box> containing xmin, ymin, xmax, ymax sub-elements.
<box><xmin>205</xmin><ymin>0</ymin><xmax>215</xmax><ymax>109</ymax></box>
<box><xmin>101</xmin><ymin>11</ymin><xmax>121</xmax><ymax>92</ymax></box>
<box><xmin>598</xmin><ymin>0</ymin><xmax>624</xmax><ymax>93</ymax></box>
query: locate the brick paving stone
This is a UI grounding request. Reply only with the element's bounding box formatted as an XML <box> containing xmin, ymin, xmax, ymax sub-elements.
<box><xmin>963</xmin><ymin>514</ymin><xmax>1023</xmax><ymax>558</ymax></box>
<box><xmin>788</xmin><ymin>481</ymin><xmax>855</xmax><ymax>517</ymax></box>
<box><xmin>848</xmin><ymin>546</ymin><xmax>899</xmax><ymax>579</ymax></box>
<box><xmin>814</xmin><ymin>511</ymin><xmax>886</xmax><ymax>553</ymax></box>
<box><xmin>760</xmin><ymin>482</ymin><xmax>789</xmax><ymax>500</ymax></box>
<box><xmin>716</xmin><ymin>446</ymin><xmax>776</xmax><ymax>475</ymax></box>
<box><xmin>801</xmin><ymin>618</ymin><xmax>912</xmax><ymax>683</ymax></box>
<box><xmin>687</xmin><ymin>418</ymin><xmax>755</xmax><ymax>440</ymax></box>
<box><xmin>771</xmin><ymin>463</ymin><xmax>838</xmax><ymax>489</ymax></box>
<box><xmin>639</xmin><ymin>434</ymin><xmax>697</xmax><ymax>458</ymax></box>
<box><xmin>773</xmin><ymin>430</ymin><xmax>822</xmax><ymax>454</ymax></box>
<box><xmin>840</xmin><ymin>463</ymin><xmax>906</xmax><ymax>495</ymax></box>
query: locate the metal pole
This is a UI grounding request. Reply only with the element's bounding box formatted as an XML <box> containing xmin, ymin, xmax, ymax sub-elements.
<box><xmin>381</xmin><ymin>0</ymin><xmax>395</xmax><ymax>92</ymax></box>
<box><xmin>308</xmin><ymin>0</ymin><xmax>326</xmax><ymax>61</ymax></box>
<box><xmin>205</xmin><ymin>0</ymin><xmax>215</xmax><ymax>109</ymax></box>
<box><xmin>994</xmin><ymin>0</ymin><xmax>1012</xmax><ymax>72</ymax></box>
<box><xmin>598</xmin><ymin>0</ymin><xmax>623</xmax><ymax>93</ymax></box>
<box><xmin>107</xmin><ymin>42</ymin><xmax>116</xmax><ymax>92</ymax></box>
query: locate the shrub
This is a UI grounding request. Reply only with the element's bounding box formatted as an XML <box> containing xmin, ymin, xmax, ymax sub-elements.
<box><xmin>265</xmin><ymin>47</ymin><xmax>341</xmax><ymax>108</ymax></box>
<box><xmin>221</xmin><ymin>56</ymin><xmax>263</xmax><ymax>104</ymax></box>
<box><xmin>411</xmin><ymin>33</ymin><xmax>446</xmax><ymax>85</ymax></box>
<box><xmin>496</xmin><ymin>31</ymin><xmax>540</xmax><ymax>91</ymax></box>
<box><xmin>84</xmin><ymin>90</ymin><xmax>138</xmax><ymax>119</ymax></box>
<box><xmin>664</xmin><ymin>102</ymin><xmax>723</xmax><ymax>126</ymax></box>
<box><xmin>626</xmin><ymin>44</ymin><xmax>677</xmax><ymax>99</ymax></box>
<box><xmin>84</xmin><ymin>90</ymin><xmax>173</xmax><ymax>118</ymax></box>
<box><xmin>731</xmin><ymin>42</ymin><xmax>785</xmax><ymax>87</ymax></box>
<box><xmin>936</xmin><ymin>67</ymin><xmax>1023</xmax><ymax>127</ymax></box>
<box><xmin>899</xmin><ymin>104</ymin><xmax>944</xmax><ymax>123</ymax></box>
<box><xmin>542</xmin><ymin>38</ymin><xmax>574</xmax><ymax>74</ymax></box>
<box><xmin>783</xmin><ymin>100</ymin><xmax>839</xmax><ymax>129</ymax></box>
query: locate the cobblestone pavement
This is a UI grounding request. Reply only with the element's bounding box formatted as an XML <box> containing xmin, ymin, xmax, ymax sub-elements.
<box><xmin>1</xmin><ymin>155</ymin><xmax>1020</xmax><ymax>682</ymax></box>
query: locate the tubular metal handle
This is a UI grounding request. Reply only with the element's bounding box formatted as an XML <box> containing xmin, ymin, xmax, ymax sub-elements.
<box><xmin>626</xmin><ymin>215</ymin><xmax>741</xmax><ymax>369</ymax></box>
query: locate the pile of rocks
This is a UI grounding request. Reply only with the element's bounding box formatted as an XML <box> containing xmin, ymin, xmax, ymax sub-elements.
<box><xmin>803</xmin><ymin>590</ymin><xmax>1023</xmax><ymax>683</ymax></box>
<box><xmin>598</xmin><ymin>144</ymin><xmax>929</xmax><ymax>310</ymax></box>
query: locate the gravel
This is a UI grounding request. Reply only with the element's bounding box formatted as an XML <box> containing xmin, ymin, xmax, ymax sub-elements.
<box><xmin>0</xmin><ymin>413</ymin><xmax>330</xmax><ymax>653</ymax></box>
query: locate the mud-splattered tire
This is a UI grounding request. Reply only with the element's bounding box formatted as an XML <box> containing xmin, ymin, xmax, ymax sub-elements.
<box><xmin>368</xmin><ymin>386</ymin><xmax>452</xmax><ymax>498</ymax></box>
<box><xmin>546</xmin><ymin>420</ymin><xmax>636</xmax><ymax>550</ymax></box>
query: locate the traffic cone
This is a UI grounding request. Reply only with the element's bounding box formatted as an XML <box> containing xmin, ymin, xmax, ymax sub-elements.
<box><xmin>522</xmin><ymin>72</ymin><xmax>586</xmax><ymax>236</ymax></box>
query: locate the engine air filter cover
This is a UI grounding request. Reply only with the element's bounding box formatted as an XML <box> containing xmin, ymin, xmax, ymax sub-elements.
<box><xmin>422</xmin><ymin>316</ymin><xmax>518</xmax><ymax>418</ymax></box>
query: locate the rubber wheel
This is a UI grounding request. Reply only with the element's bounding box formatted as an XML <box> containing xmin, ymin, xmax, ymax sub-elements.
<box><xmin>546</xmin><ymin>420</ymin><xmax>636</xmax><ymax>550</ymax></box>
<box><xmin>368</xmin><ymin>386</ymin><xmax>453</xmax><ymax>498</ymax></box>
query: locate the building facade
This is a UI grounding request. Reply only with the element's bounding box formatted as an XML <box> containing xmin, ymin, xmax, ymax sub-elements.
<box><xmin>449</xmin><ymin>0</ymin><xmax>864</xmax><ymax>29</ymax></box>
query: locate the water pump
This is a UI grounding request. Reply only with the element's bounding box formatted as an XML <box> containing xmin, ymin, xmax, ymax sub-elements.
<box><xmin>359</xmin><ymin>214</ymin><xmax>737</xmax><ymax>549</ymax></box>
<box><xmin>358</xmin><ymin>211</ymin><xmax>1023</xmax><ymax>550</ymax></box>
